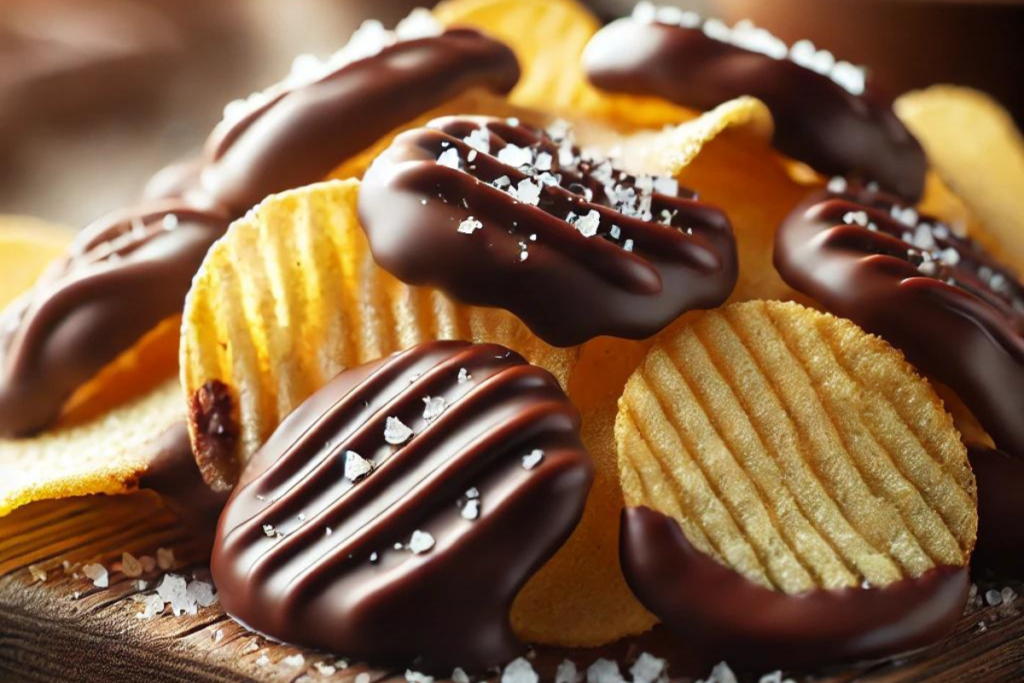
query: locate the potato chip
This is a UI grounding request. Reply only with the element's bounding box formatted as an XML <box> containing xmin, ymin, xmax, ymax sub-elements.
<box><xmin>617</xmin><ymin>300</ymin><xmax>976</xmax><ymax>594</ymax></box>
<box><xmin>896</xmin><ymin>86</ymin><xmax>1024</xmax><ymax>271</ymax></box>
<box><xmin>180</xmin><ymin>179</ymin><xmax>577</xmax><ymax>491</ymax></box>
<box><xmin>0</xmin><ymin>216</ymin><xmax>73</xmax><ymax>309</ymax></box>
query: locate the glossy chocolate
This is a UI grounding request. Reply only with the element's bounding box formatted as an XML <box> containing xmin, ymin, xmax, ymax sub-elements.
<box><xmin>0</xmin><ymin>29</ymin><xmax>521</xmax><ymax>438</ymax></box>
<box><xmin>359</xmin><ymin>116</ymin><xmax>737</xmax><ymax>347</ymax></box>
<box><xmin>774</xmin><ymin>187</ymin><xmax>1024</xmax><ymax>463</ymax></box>
<box><xmin>0</xmin><ymin>202</ymin><xmax>229</xmax><ymax>436</ymax></box>
<box><xmin>621</xmin><ymin>506</ymin><xmax>969</xmax><ymax>668</ymax></box>
<box><xmin>584</xmin><ymin>17</ymin><xmax>926</xmax><ymax>201</ymax></box>
<box><xmin>194</xmin><ymin>30</ymin><xmax>520</xmax><ymax>214</ymax></box>
<box><xmin>211</xmin><ymin>341</ymin><xmax>593</xmax><ymax>670</ymax></box>
<box><xmin>968</xmin><ymin>444</ymin><xmax>1024</xmax><ymax>576</ymax></box>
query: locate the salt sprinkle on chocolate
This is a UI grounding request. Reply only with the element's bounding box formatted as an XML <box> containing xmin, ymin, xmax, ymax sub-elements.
<box><xmin>586</xmin><ymin>659</ymin><xmax>625</xmax><ymax>683</ymax></box>
<box><xmin>697</xmin><ymin>661</ymin><xmax>739</xmax><ymax>683</ymax></box>
<box><xmin>522</xmin><ymin>449</ymin><xmax>545</xmax><ymax>470</ymax></box>
<box><xmin>452</xmin><ymin>667</ymin><xmax>471</xmax><ymax>683</ymax></box>
<box><xmin>384</xmin><ymin>416</ymin><xmax>415</xmax><ymax>445</ymax></box>
<box><xmin>458</xmin><ymin>367</ymin><xmax>472</xmax><ymax>384</ymax></box>
<box><xmin>344</xmin><ymin>450</ymin><xmax>375</xmax><ymax>482</ymax></box>
<box><xmin>461</xmin><ymin>499</ymin><xmax>481</xmax><ymax>521</ymax></box>
<box><xmin>408</xmin><ymin>530</ymin><xmax>436</xmax><ymax>554</ymax></box>
<box><xmin>315</xmin><ymin>662</ymin><xmax>337</xmax><ymax>676</ymax></box>
<box><xmin>555</xmin><ymin>660</ymin><xmax>579</xmax><ymax>683</ymax></box>
<box><xmin>630</xmin><ymin>653</ymin><xmax>667</xmax><ymax>683</ymax></box>
<box><xmin>356</xmin><ymin>673</ymin><xmax>371</xmax><ymax>683</ymax></box>
<box><xmin>407</xmin><ymin>670</ymin><xmax>434</xmax><ymax>683</ymax></box>
<box><xmin>458</xmin><ymin>217</ymin><xmax>484</xmax><ymax>235</ymax></box>
<box><xmin>423</xmin><ymin>396</ymin><xmax>448</xmax><ymax>421</ymax></box>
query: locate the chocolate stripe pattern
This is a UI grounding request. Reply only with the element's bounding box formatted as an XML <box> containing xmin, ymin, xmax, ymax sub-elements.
<box><xmin>359</xmin><ymin>116</ymin><xmax>737</xmax><ymax>347</ymax></box>
<box><xmin>212</xmin><ymin>341</ymin><xmax>593</xmax><ymax>670</ymax></box>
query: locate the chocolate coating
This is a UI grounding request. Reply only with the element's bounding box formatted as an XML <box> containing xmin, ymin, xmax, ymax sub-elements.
<box><xmin>621</xmin><ymin>506</ymin><xmax>969</xmax><ymax>668</ymax></box>
<box><xmin>0</xmin><ymin>30</ymin><xmax>521</xmax><ymax>438</ymax></box>
<box><xmin>0</xmin><ymin>202</ymin><xmax>229</xmax><ymax>436</ymax></box>
<box><xmin>195</xmin><ymin>30</ymin><xmax>520</xmax><ymax>214</ymax></box>
<box><xmin>774</xmin><ymin>187</ymin><xmax>1024</xmax><ymax>464</ymax></box>
<box><xmin>358</xmin><ymin>116</ymin><xmax>737</xmax><ymax>347</ymax></box>
<box><xmin>584</xmin><ymin>18</ymin><xmax>926</xmax><ymax>201</ymax></box>
<box><xmin>968</xmin><ymin>444</ymin><xmax>1024</xmax><ymax>576</ymax></box>
<box><xmin>211</xmin><ymin>341</ymin><xmax>593</xmax><ymax>670</ymax></box>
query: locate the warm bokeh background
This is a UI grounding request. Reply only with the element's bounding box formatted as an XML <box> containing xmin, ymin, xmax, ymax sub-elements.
<box><xmin>1</xmin><ymin>0</ymin><xmax>1020</xmax><ymax>227</ymax></box>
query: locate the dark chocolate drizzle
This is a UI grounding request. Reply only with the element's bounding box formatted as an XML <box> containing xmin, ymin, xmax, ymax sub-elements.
<box><xmin>358</xmin><ymin>116</ymin><xmax>737</xmax><ymax>347</ymax></box>
<box><xmin>211</xmin><ymin>341</ymin><xmax>593</xmax><ymax>670</ymax></box>
<box><xmin>583</xmin><ymin>17</ymin><xmax>927</xmax><ymax>201</ymax></box>
<box><xmin>774</xmin><ymin>187</ymin><xmax>1024</xmax><ymax>463</ymax></box>
<box><xmin>0</xmin><ymin>30</ymin><xmax>520</xmax><ymax>438</ymax></box>
<box><xmin>621</xmin><ymin>506</ymin><xmax>969</xmax><ymax>669</ymax></box>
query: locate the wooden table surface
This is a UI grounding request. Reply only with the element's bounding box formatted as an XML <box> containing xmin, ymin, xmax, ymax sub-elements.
<box><xmin>1</xmin><ymin>492</ymin><xmax>1021</xmax><ymax>683</ymax></box>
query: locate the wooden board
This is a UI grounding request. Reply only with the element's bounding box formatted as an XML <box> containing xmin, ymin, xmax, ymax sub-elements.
<box><xmin>1</xmin><ymin>492</ymin><xmax>1022</xmax><ymax>683</ymax></box>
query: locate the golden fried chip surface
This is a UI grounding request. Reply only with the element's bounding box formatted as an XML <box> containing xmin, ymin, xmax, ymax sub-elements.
<box><xmin>180</xmin><ymin>179</ymin><xmax>577</xmax><ymax>491</ymax></box>
<box><xmin>617</xmin><ymin>301</ymin><xmax>977</xmax><ymax>592</ymax></box>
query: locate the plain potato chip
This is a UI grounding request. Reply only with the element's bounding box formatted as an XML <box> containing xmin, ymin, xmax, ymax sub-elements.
<box><xmin>896</xmin><ymin>86</ymin><xmax>1024</xmax><ymax>272</ymax></box>
<box><xmin>180</xmin><ymin>179</ymin><xmax>578</xmax><ymax>491</ymax></box>
<box><xmin>617</xmin><ymin>300</ymin><xmax>976</xmax><ymax>593</ymax></box>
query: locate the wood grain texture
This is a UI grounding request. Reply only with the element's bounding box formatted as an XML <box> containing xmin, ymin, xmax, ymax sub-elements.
<box><xmin>1</xmin><ymin>492</ymin><xmax>1021</xmax><ymax>683</ymax></box>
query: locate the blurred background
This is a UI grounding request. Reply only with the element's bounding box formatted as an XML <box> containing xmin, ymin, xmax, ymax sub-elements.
<box><xmin>1</xmin><ymin>0</ymin><xmax>1020</xmax><ymax>227</ymax></box>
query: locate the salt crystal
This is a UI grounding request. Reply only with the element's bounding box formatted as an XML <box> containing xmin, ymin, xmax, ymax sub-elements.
<box><xmin>502</xmin><ymin>657</ymin><xmax>539</xmax><ymax>683</ymax></box>
<box><xmin>452</xmin><ymin>667</ymin><xmax>471</xmax><ymax>683</ymax></box>
<box><xmin>497</xmin><ymin>144</ymin><xmax>533</xmax><ymax>168</ymax></box>
<box><xmin>156</xmin><ymin>574</ymin><xmax>190</xmax><ymax>616</ymax></box>
<box><xmin>609</xmin><ymin>224</ymin><xmax>622</xmax><ymax>240</ymax></box>
<box><xmin>394</xmin><ymin>7</ymin><xmax>443</xmax><ymax>40</ymax></box>
<box><xmin>370</xmin><ymin>552</ymin><xmax>379</xmax><ymax>563</ymax></box>
<box><xmin>121</xmin><ymin>552</ymin><xmax>143</xmax><ymax>578</ymax></box>
<box><xmin>700</xmin><ymin>662</ymin><xmax>738</xmax><ymax>683</ymax></box>
<box><xmin>462</xmin><ymin>499</ymin><xmax>481</xmax><ymax>520</ymax></box>
<box><xmin>632</xmin><ymin>1</ymin><xmax>657</xmax><ymax>22</ymax></box>
<box><xmin>157</xmin><ymin>547</ymin><xmax>175</xmax><ymax>571</ymax></box>
<box><xmin>623</xmin><ymin>239</ymin><xmax>635</xmax><ymax>253</ymax></box>
<box><xmin>457</xmin><ymin>217</ymin><xmax>484</xmax><ymax>235</ymax></box>
<box><xmin>653</xmin><ymin>176</ymin><xmax>678</xmax><ymax>196</ymax></box>
<box><xmin>187</xmin><ymin>579</ymin><xmax>218</xmax><ymax>608</ymax></box>
<box><xmin>29</xmin><ymin>564</ymin><xmax>47</xmax><ymax>583</ymax></box>
<box><xmin>630</xmin><ymin>653</ymin><xmax>667</xmax><ymax>683</ymax></box>
<box><xmin>827</xmin><ymin>176</ymin><xmax>848</xmax><ymax>193</ymax></box>
<box><xmin>214</xmin><ymin>629</ymin><xmax>224</xmax><ymax>643</ymax></box>
<box><xmin>356</xmin><ymin>674</ymin><xmax>371</xmax><ymax>683</ymax></box>
<box><xmin>939</xmin><ymin>248</ymin><xmax>960</xmax><ymax>266</ymax></box>
<box><xmin>408</xmin><ymin>530</ymin><xmax>436</xmax><ymax>554</ymax></box>
<box><xmin>315</xmin><ymin>662</ymin><xmax>337</xmax><ymax>676</ymax></box>
<box><xmin>263</xmin><ymin>523</ymin><xmax>281</xmax><ymax>538</ymax></box>
<box><xmin>535</xmin><ymin>152</ymin><xmax>553</xmax><ymax>171</ymax></box>
<box><xmin>1002</xmin><ymin>587</ymin><xmax>1018</xmax><ymax>604</ymax></box>
<box><xmin>345</xmin><ymin>450</ymin><xmax>375</xmax><ymax>482</ymax></box>
<box><xmin>464</xmin><ymin>128</ymin><xmax>491</xmax><ymax>154</ymax></box>
<box><xmin>423</xmin><ymin>396</ymin><xmax>448</xmax><ymax>421</ymax></box>
<box><xmin>466</xmin><ymin>487</ymin><xmax>480</xmax><ymax>499</ymax></box>
<box><xmin>586</xmin><ymin>659</ymin><xmax>625</xmax><ymax>683</ymax></box>
<box><xmin>516</xmin><ymin>179</ymin><xmax>542</xmax><ymax>206</ymax></box>
<box><xmin>162</xmin><ymin>214</ymin><xmax>179</xmax><ymax>231</ymax></box>
<box><xmin>493</xmin><ymin>175</ymin><xmax>512</xmax><ymax>189</ymax></box>
<box><xmin>913</xmin><ymin>225</ymin><xmax>936</xmax><ymax>250</ymax></box>
<box><xmin>385</xmin><ymin>416</ymin><xmax>415</xmax><ymax>445</ymax></box>
<box><xmin>282</xmin><ymin>654</ymin><xmax>306</xmax><ymax>668</ymax></box>
<box><xmin>407</xmin><ymin>670</ymin><xmax>434</xmax><ymax>683</ymax></box>
<box><xmin>571</xmin><ymin>210</ymin><xmax>601</xmax><ymax>238</ymax></box>
<box><xmin>522</xmin><ymin>449</ymin><xmax>545</xmax><ymax>470</ymax></box>
<box><xmin>134</xmin><ymin>580</ymin><xmax>148</xmax><ymax>591</ymax></box>
<box><xmin>458</xmin><ymin>368</ymin><xmax>472</xmax><ymax>384</ymax></box>
<box><xmin>136</xmin><ymin>593</ymin><xmax>164</xmax><ymax>620</ymax></box>
<box><xmin>555</xmin><ymin>660</ymin><xmax>579</xmax><ymax>683</ymax></box>
<box><xmin>986</xmin><ymin>589</ymin><xmax>1004</xmax><ymax>606</ymax></box>
<box><xmin>83</xmin><ymin>563</ymin><xmax>109</xmax><ymax>588</ymax></box>
<box><xmin>437</xmin><ymin>148</ymin><xmax>461</xmax><ymax>170</ymax></box>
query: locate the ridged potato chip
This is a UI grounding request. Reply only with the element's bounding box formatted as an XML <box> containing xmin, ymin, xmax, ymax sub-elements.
<box><xmin>617</xmin><ymin>300</ymin><xmax>976</xmax><ymax>593</ymax></box>
<box><xmin>896</xmin><ymin>86</ymin><xmax>1024</xmax><ymax>272</ymax></box>
<box><xmin>180</xmin><ymin>179</ymin><xmax>577</xmax><ymax>491</ymax></box>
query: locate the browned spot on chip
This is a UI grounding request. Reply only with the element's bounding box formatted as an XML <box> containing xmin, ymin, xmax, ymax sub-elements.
<box><xmin>190</xmin><ymin>380</ymin><xmax>240</xmax><ymax>490</ymax></box>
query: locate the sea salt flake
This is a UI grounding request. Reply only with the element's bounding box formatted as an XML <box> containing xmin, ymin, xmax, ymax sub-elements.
<box><xmin>385</xmin><ymin>416</ymin><xmax>414</xmax><ymax>445</ymax></box>
<box><xmin>157</xmin><ymin>574</ymin><xmax>190</xmax><ymax>616</ymax></box>
<box><xmin>497</xmin><ymin>143</ymin><xmax>533</xmax><ymax>168</ymax></box>
<box><xmin>586</xmin><ymin>659</ymin><xmax>625</xmax><ymax>683</ymax></box>
<box><xmin>345</xmin><ymin>450</ymin><xmax>375</xmax><ymax>482</ymax></box>
<box><xmin>699</xmin><ymin>661</ymin><xmax>738</xmax><ymax>683</ymax></box>
<box><xmin>162</xmin><ymin>214</ymin><xmax>179</xmax><ymax>231</ymax></box>
<box><xmin>463</xmin><ymin>128</ymin><xmax>491</xmax><ymax>153</ymax></box>
<box><xmin>493</xmin><ymin>175</ymin><xmax>512</xmax><ymax>189</ymax></box>
<box><xmin>187</xmin><ymin>579</ymin><xmax>218</xmax><ymax>608</ymax></box>
<box><xmin>408</xmin><ymin>530</ymin><xmax>436</xmax><ymax>554</ymax></box>
<box><xmin>516</xmin><ymin>178</ymin><xmax>542</xmax><ymax>206</ymax></box>
<box><xmin>29</xmin><ymin>564</ymin><xmax>47</xmax><ymax>583</ymax></box>
<box><xmin>986</xmin><ymin>589</ymin><xmax>1004</xmax><ymax>606</ymax></box>
<box><xmin>121</xmin><ymin>552</ymin><xmax>143</xmax><ymax>578</ymax></box>
<box><xmin>452</xmin><ymin>667</ymin><xmax>471</xmax><ymax>683</ymax></box>
<box><xmin>213</xmin><ymin>629</ymin><xmax>224</xmax><ymax>643</ymax></box>
<box><xmin>630</xmin><ymin>653</ymin><xmax>667</xmax><ymax>683</ymax></box>
<box><xmin>157</xmin><ymin>547</ymin><xmax>175</xmax><ymax>571</ymax></box>
<box><xmin>461</xmin><ymin>499</ymin><xmax>481</xmax><ymax>520</ymax></box>
<box><xmin>458</xmin><ymin>368</ymin><xmax>472</xmax><ymax>384</ymax></box>
<box><xmin>83</xmin><ymin>563</ymin><xmax>109</xmax><ymax>588</ymax></box>
<box><xmin>827</xmin><ymin>176</ymin><xmax>848</xmax><ymax>193</ymax></box>
<box><xmin>466</xmin><ymin>487</ymin><xmax>480</xmax><ymax>499</ymax></box>
<box><xmin>437</xmin><ymin>148</ymin><xmax>461</xmax><ymax>170</ymax></box>
<box><xmin>555</xmin><ymin>660</ymin><xmax>579</xmax><ymax>683</ymax></box>
<box><xmin>370</xmin><ymin>552</ymin><xmax>379</xmax><ymax>563</ymax></box>
<box><xmin>535</xmin><ymin>152</ymin><xmax>554</xmax><ymax>171</ymax></box>
<box><xmin>407</xmin><ymin>670</ymin><xmax>434</xmax><ymax>683</ymax></box>
<box><xmin>653</xmin><ymin>176</ymin><xmax>678</xmax><ymax>196</ymax></box>
<box><xmin>423</xmin><ymin>396</ymin><xmax>448</xmax><ymax>421</ymax></box>
<box><xmin>315</xmin><ymin>662</ymin><xmax>337</xmax><ymax>676</ymax></box>
<box><xmin>522</xmin><ymin>449</ymin><xmax>545</xmax><ymax>470</ymax></box>
<box><xmin>356</xmin><ymin>673</ymin><xmax>371</xmax><ymax>683</ymax></box>
<box><xmin>458</xmin><ymin>217</ymin><xmax>484</xmax><ymax>235</ymax></box>
<box><xmin>623</xmin><ymin>239</ymin><xmax>635</xmax><ymax>252</ymax></box>
<box><xmin>136</xmin><ymin>593</ymin><xmax>164</xmax><ymax>620</ymax></box>
<box><xmin>571</xmin><ymin>210</ymin><xmax>601</xmax><ymax>238</ymax></box>
<box><xmin>502</xmin><ymin>657</ymin><xmax>539</xmax><ymax>683</ymax></box>
<box><xmin>282</xmin><ymin>654</ymin><xmax>306</xmax><ymax>668</ymax></box>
